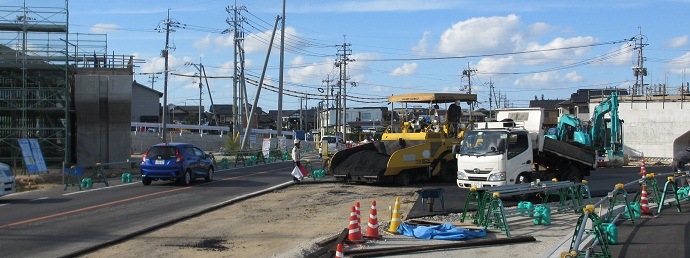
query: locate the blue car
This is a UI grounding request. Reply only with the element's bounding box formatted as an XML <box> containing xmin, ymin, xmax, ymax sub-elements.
<box><xmin>140</xmin><ymin>142</ymin><xmax>215</xmax><ymax>186</ymax></box>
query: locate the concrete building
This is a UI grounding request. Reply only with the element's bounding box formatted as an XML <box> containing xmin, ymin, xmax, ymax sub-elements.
<box><xmin>589</xmin><ymin>94</ymin><xmax>690</xmax><ymax>161</ymax></box>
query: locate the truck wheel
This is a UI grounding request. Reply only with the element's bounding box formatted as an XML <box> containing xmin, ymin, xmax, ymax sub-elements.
<box><xmin>396</xmin><ymin>171</ymin><xmax>410</xmax><ymax>186</ymax></box>
<box><xmin>563</xmin><ymin>165</ymin><xmax>582</xmax><ymax>183</ymax></box>
<box><xmin>513</xmin><ymin>173</ymin><xmax>532</xmax><ymax>201</ymax></box>
<box><xmin>439</xmin><ymin>161</ymin><xmax>457</xmax><ymax>182</ymax></box>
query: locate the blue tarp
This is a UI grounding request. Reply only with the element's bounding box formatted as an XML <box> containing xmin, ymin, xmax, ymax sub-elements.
<box><xmin>398</xmin><ymin>222</ymin><xmax>487</xmax><ymax>240</ymax></box>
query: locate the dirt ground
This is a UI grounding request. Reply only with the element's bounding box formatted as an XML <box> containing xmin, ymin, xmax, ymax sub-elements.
<box><xmin>82</xmin><ymin>183</ymin><xmax>422</xmax><ymax>258</ymax></box>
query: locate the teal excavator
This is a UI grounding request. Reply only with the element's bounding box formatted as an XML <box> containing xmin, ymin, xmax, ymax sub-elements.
<box><xmin>547</xmin><ymin>92</ymin><xmax>625</xmax><ymax>167</ymax></box>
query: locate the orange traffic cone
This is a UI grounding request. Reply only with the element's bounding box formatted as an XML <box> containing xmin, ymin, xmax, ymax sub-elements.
<box><xmin>347</xmin><ymin>206</ymin><xmax>363</xmax><ymax>242</ymax></box>
<box><xmin>639</xmin><ymin>159</ymin><xmax>647</xmax><ymax>178</ymax></box>
<box><xmin>364</xmin><ymin>201</ymin><xmax>382</xmax><ymax>239</ymax></box>
<box><xmin>334</xmin><ymin>243</ymin><xmax>344</xmax><ymax>258</ymax></box>
<box><xmin>355</xmin><ymin>201</ymin><xmax>361</xmax><ymax>226</ymax></box>
<box><xmin>387</xmin><ymin>197</ymin><xmax>402</xmax><ymax>234</ymax></box>
<box><xmin>640</xmin><ymin>185</ymin><xmax>653</xmax><ymax>217</ymax></box>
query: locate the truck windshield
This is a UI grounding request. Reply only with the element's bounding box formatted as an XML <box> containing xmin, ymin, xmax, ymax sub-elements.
<box><xmin>460</xmin><ymin>131</ymin><xmax>507</xmax><ymax>156</ymax></box>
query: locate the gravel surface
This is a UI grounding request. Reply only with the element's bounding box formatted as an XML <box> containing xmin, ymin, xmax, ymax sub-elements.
<box><xmin>79</xmin><ymin>181</ymin><xmax>581</xmax><ymax>258</ymax></box>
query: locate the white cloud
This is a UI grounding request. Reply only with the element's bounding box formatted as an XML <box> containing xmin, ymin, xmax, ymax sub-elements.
<box><xmin>597</xmin><ymin>43</ymin><xmax>634</xmax><ymax>66</ymax></box>
<box><xmin>514</xmin><ymin>71</ymin><xmax>583</xmax><ymax>86</ymax></box>
<box><xmin>193</xmin><ymin>34</ymin><xmax>212</xmax><ymax>49</ymax></box>
<box><xmin>412</xmin><ymin>31</ymin><xmax>431</xmax><ymax>55</ymax></box>
<box><xmin>666</xmin><ymin>35</ymin><xmax>688</xmax><ymax>48</ymax></box>
<box><xmin>214</xmin><ymin>27</ymin><xmax>305</xmax><ymax>55</ymax></box>
<box><xmin>524</xmin><ymin>22</ymin><xmax>552</xmax><ymax>38</ymax></box>
<box><xmin>287</xmin><ymin>58</ymin><xmax>335</xmax><ymax>83</ymax></box>
<box><xmin>90</xmin><ymin>23</ymin><xmax>120</xmax><ymax>33</ymax></box>
<box><xmin>437</xmin><ymin>14</ymin><xmax>521</xmax><ymax>55</ymax></box>
<box><xmin>667</xmin><ymin>52</ymin><xmax>690</xmax><ymax>74</ymax></box>
<box><xmin>476</xmin><ymin>56</ymin><xmax>516</xmax><ymax>75</ymax></box>
<box><xmin>520</xmin><ymin>36</ymin><xmax>597</xmax><ymax>65</ymax></box>
<box><xmin>390</xmin><ymin>62</ymin><xmax>418</xmax><ymax>76</ymax></box>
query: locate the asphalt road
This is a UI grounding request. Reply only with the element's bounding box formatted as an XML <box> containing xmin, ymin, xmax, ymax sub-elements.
<box><xmin>0</xmin><ymin>160</ymin><xmax>300</xmax><ymax>258</ymax></box>
<box><xmin>0</xmin><ymin>160</ymin><xmax>680</xmax><ymax>258</ymax></box>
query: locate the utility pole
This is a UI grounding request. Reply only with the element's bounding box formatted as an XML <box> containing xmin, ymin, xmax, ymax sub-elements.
<box><xmin>148</xmin><ymin>74</ymin><xmax>158</xmax><ymax>89</ymax></box>
<box><xmin>488</xmin><ymin>79</ymin><xmax>494</xmax><ymax>121</ymax></box>
<box><xmin>156</xmin><ymin>9</ymin><xmax>179</xmax><ymax>143</ymax></box>
<box><xmin>462</xmin><ymin>62</ymin><xmax>476</xmax><ymax>128</ymax></box>
<box><xmin>321</xmin><ymin>76</ymin><xmax>333</xmax><ymax>135</ymax></box>
<box><xmin>631</xmin><ymin>29</ymin><xmax>648</xmax><ymax>106</ymax></box>
<box><xmin>277</xmin><ymin>0</ymin><xmax>286</xmax><ymax>136</ymax></box>
<box><xmin>335</xmin><ymin>37</ymin><xmax>354</xmax><ymax>138</ymax></box>
<box><xmin>225</xmin><ymin>3</ymin><xmax>246</xmax><ymax>136</ymax></box>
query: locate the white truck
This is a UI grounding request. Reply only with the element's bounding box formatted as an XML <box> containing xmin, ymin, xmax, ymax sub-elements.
<box><xmin>0</xmin><ymin>162</ymin><xmax>16</xmax><ymax>197</ymax></box>
<box><xmin>456</xmin><ymin>108</ymin><xmax>596</xmax><ymax>188</ymax></box>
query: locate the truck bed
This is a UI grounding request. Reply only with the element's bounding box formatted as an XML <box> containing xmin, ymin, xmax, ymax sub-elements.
<box><xmin>540</xmin><ymin>137</ymin><xmax>596</xmax><ymax>168</ymax></box>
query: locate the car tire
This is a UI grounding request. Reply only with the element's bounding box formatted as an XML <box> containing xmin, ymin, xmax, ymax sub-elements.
<box><xmin>142</xmin><ymin>178</ymin><xmax>152</xmax><ymax>186</ymax></box>
<box><xmin>204</xmin><ymin>167</ymin><xmax>214</xmax><ymax>182</ymax></box>
<box><xmin>178</xmin><ymin>170</ymin><xmax>192</xmax><ymax>186</ymax></box>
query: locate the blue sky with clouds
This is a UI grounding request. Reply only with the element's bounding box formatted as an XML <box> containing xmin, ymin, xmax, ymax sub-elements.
<box><xmin>16</xmin><ymin>0</ymin><xmax>690</xmax><ymax>111</ymax></box>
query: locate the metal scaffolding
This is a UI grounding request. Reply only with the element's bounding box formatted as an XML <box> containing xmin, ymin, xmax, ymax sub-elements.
<box><xmin>0</xmin><ymin>2</ymin><xmax>69</xmax><ymax>166</ymax></box>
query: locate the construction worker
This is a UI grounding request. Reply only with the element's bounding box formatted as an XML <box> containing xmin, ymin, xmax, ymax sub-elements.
<box><xmin>446</xmin><ymin>100</ymin><xmax>462</xmax><ymax>137</ymax></box>
<box><xmin>291</xmin><ymin>139</ymin><xmax>303</xmax><ymax>182</ymax></box>
<box><xmin>672</xmin><ymin>146</ymin><xmax>690</xmax><ymax>172</ymax></box>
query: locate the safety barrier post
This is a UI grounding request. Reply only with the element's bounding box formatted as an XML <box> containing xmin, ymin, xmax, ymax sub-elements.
<box><xmin>657</xmin><ymin>176</ymin><xmax>682</xmax><ymax>214</ymax></box>
<box><xmin>564</xmin><ymin>205</ymin><xmax>611</xmax><ymax>258</ymax></box>
<box><xmin>63</xmin><ymin>165</ymin><xmax>82</xmax><ymax>191</ymax></box>
<box><xmin>605</xmin><ymin>184</ymin><xmax>636</xmax><ymax>225</ymax></box>
<box><xmin>484</xmin><ymin>192</ymin><xmax>510</xmax><ymax>237</ymax></box>
<box><xmin>92</xmin><ymin>163</ymin><xmax>110</xmax><ymax>187</ymax></box>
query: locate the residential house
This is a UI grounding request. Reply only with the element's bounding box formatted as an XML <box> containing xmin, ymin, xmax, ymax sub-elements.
<box><xmin>529</xmin><ymin>98</ymin><xmax>565</xmax><ymax>128</ymax></box>
<box><xmin>131</xmin><ymin>80</ymin><xmax>162</xmax><ymax>122</ymax></box>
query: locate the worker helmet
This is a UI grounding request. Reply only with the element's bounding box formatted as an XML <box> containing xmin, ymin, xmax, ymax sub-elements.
<box><xmin>294</xmin><ymin>139</ymin><xmax>300</xmax><ymax>144</ymax></box>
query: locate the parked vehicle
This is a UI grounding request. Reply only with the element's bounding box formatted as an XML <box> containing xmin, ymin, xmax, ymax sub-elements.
<box><xmin>456</xmin><ymin>108</ymin><xmax>596</xmax><ymax>189</ymax></box>
<box><xmin>140</xmin><ymin>142</ymin><xmax>215</xmax><ymax>186</ymax></box>
<box><xmin>329</xmin><ymin>92</ymin><xmax>477</xmax><ymax>185</ymax></box>
<box><xmin>0</xmin><ymin>162</ymin><xmax>15</xmax><ymax>197</ymax></box>
<box><xmin>319</xmin><ymin>135</ymin><xmax>345</xmax><ymax>156</ymax></box>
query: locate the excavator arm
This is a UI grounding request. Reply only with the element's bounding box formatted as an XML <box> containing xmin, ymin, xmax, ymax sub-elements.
<box><xmin>589</xmin><ymin>92</ymin><xmax>624</xmax><ymax>165</ymax></box>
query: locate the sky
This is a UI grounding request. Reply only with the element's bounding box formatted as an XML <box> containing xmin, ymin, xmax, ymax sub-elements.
<box><xmin>13</xmin><ymin>0</ymin><xmax>690</xmax><ymax>112</ymax></box>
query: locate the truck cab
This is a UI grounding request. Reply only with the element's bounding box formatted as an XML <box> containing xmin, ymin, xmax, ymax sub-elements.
<box><xmin>456</xmin><ymin>125</ymin><xmax>533</xmax><ymax>188</ymax></box>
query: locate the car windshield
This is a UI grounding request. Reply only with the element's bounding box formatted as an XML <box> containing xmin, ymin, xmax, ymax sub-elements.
<box><xmin>460</xmin><ymin>131</ymin><xmax>507</xmax><ymax>156</ymax></box>
<box><xmin>147</xmin><ymin>146</ymin><xmax>177</xmax><ymax>159</ymax></box>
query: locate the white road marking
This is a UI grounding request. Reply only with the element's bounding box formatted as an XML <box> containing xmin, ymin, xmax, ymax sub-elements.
<box><xmin>29</xmin><ymin>197</ymin><xmax>48</xmax><ymax>201</ymax></box>
<box><xmin>63</xmin><ymin>182</ymin><xmax>138</xmax><ymax>196</ymax></box>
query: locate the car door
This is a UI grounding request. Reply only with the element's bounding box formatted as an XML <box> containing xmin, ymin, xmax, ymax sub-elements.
<box><xmin>182</xmin><ymin>146</ymin><xmax>200</xmax><ymax>175</ymax></box>
<box><xmin>192</xmin><ymin>147</ymin><xmax>208</xmax><ymax>176</ymax></box>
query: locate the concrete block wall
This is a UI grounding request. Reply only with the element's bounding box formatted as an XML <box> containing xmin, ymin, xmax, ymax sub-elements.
<box><xmin>589</xmin><ymin>100</ymin><xmax>690</xmax><ymax>160</ymax></box>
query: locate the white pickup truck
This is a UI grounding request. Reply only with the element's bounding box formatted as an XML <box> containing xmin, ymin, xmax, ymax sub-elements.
<box><xmin>0</xmin><ymin>162</ymin><xmax>16</xmax><ymax>197</ymax></box>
